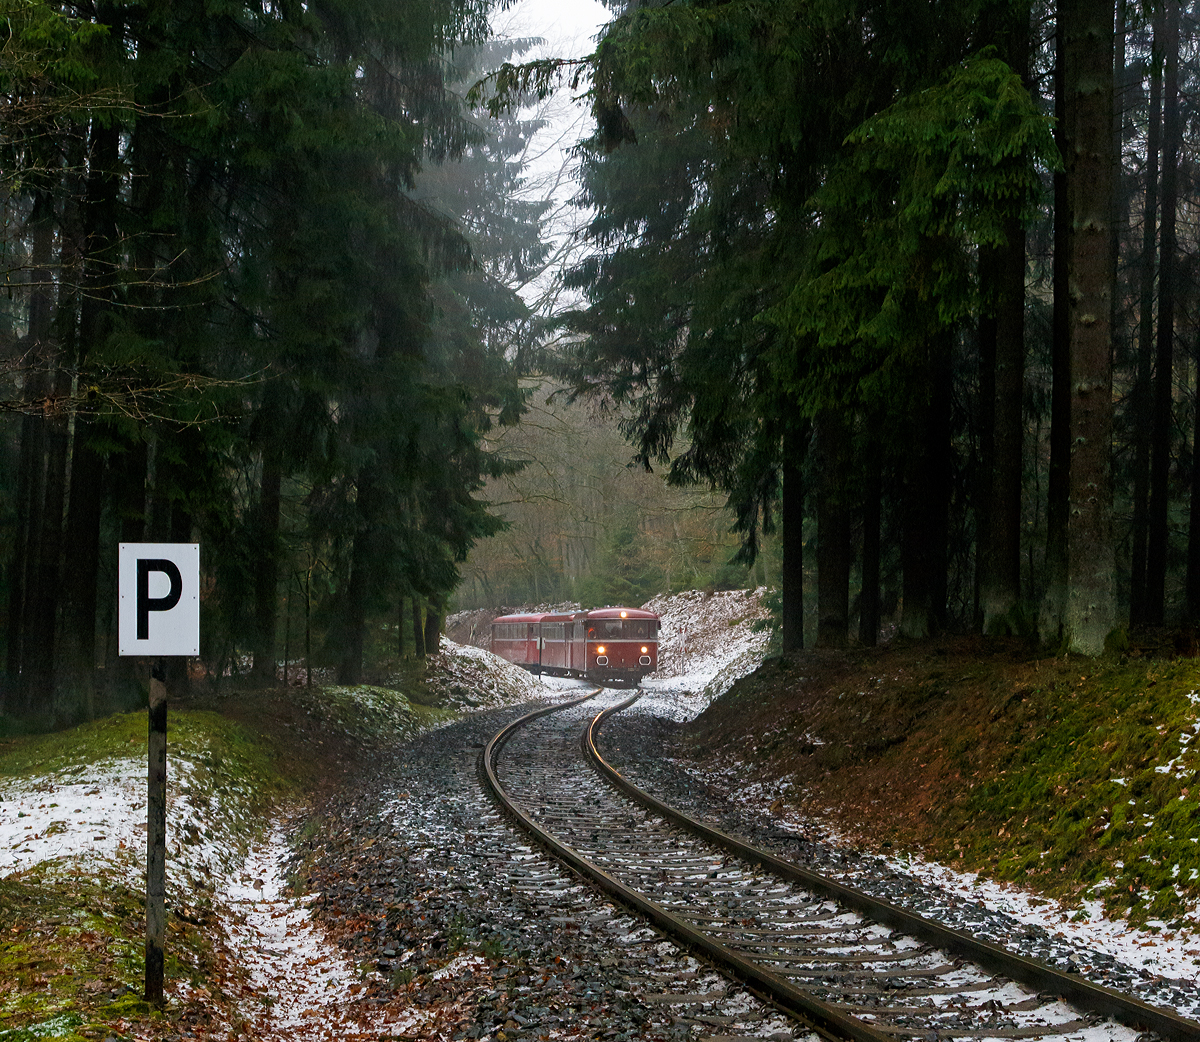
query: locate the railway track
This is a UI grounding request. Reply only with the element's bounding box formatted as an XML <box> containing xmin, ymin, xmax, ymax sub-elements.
<box><xmin>484</xmin><ymin>691</ymin><xmax>1200</xmax><ymax>1042</ymax></box>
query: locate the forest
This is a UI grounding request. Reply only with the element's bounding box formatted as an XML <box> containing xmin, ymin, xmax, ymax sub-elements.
<box><xmin>0</xmin><ymin>0</ymin><xmax>1192</xmax><ymax>728</ymax></box>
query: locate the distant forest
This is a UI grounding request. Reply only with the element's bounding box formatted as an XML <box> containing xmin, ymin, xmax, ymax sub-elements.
<box><xmin>0</xmin><ymin>0</ymin><xmax>1191</xmax><ymax>727</ymax></box>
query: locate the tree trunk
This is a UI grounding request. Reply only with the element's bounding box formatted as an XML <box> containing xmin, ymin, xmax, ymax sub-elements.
<box><xmin>1129</xmin><ymin>9</ymin><xmax>1163</xmax><ymax>627</ymax></box>
<box><xmin>1186</xmin><ymin>323</ymin><xmax>1200</xmax><ymax>615</ymax></box>
<box><xmin>251</xmin><ymin>447</ymin><xmax>283</xmax><ymax>686</ymax></box>
<box><xmin>59</xmin><ymin>122</ymin><xmax>121</xmax><ymax>715</ymax></box>
<box><xmin>25</xmin><ymin>368</ymin><xmax>71</xmax><ymax>714</ymax></box>
<box><xmin>781</xmin><ymin>423</ymin><xmax>806</xmax><ymax>653</ymax></box>
<box><xmin>411</xmin><ymin>596</ymin><xmax>426</xmax><ymax>659</ymax></box>
<box><xmin>1039</xmin><ymin>15</ymin><xmax>1072</xmax><ymax>645</ymax></box>
<box><xmin>858</xmin><ymin>420</ymin><xmax>881</xmax><ymax>647</ymax></box>
<box><xmin>1062</xmin><ymin>0</ymin><xmax>1117</xmax><ymax>655</ymax></box>
<box><xmin>424</xmin><ymin>605</ymin><xmax>441</xmax><ymax>656</ymax></box>
<box><xmin>900</xmin><ymin>341</ymin><xmax>951</xmax><ymax>639</ymax></box>
<box><xmin>60</xmin><ymin>436</ymin><xmax>104</xmax><ymax>714</ymax></box>
<box><xmin>980</xmin><ymin>217</ymin><xmax>1026</xmax><ymax>634</ymax></box>
<box><xmin>15</xmin><ymin>200</ymin><xmax>58</xmax><ymax>716</ymax></box>
<box><xmin>1145</xmin><ymin>0</ymin><xmax>1179</xmax><ymax>626</ymax></box>
<box><xmin>975</xmin><ymin>246</ymin><xmax>998</xmax><ymax>631</ymax></box>
<box><xmin>976</xmin><ymin>0</ymin><xmax>1030</xmax><ymax>637</ymax></box>
<box><xmin>815</xmin><ymin>412</ymin><xmax>849</xmax><ymax>648</ymax></box>
<box><xmin>337</xmin><ymin>533</ymin><xmax>369</xmax><ymax>685</ymax></box>
<box><xmin>5</xmin><ymin>413</ymin><xmax>39</xmax><ymax>694</ymax></box>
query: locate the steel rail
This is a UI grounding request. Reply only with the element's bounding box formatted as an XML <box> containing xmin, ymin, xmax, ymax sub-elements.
<box><xmin>583</xmin><ymin>697</ymin><xmax>1200</xmax><ymax>1042</ymax></box>
<box><xmin>484</xmin><ymin>693</ymin><xmax>892</xmax><ymax>1042</ymax></box>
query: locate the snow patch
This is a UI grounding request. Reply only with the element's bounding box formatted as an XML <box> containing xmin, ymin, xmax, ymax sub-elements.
<box><xmin>636</xmin><ymin>588</ymin><xmax>772</xmax><ymax>720</ymax></box>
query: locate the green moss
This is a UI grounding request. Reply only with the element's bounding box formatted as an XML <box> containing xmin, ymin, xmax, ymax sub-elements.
<box><xmin>944</xmin><ymin>659</ymin><xmax>1200</xmax><ymax>922</ymax></box>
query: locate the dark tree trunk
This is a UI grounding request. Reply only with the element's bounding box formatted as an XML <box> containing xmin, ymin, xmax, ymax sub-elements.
<box><xmin>1130</xmin><ymin>9</ymin><xmax>1163</xmax><ymax>626</ymax></box>
<box><xmin>975</xmin><ymin>246</ymin><xmax>998</xmax><ymax>631</ymax></box>
<box><xmin>1062</xmin><ymin>0</ymin><xmax>1117</xmax><ymax>654</ymax></box>
<box><xmin>337</xmin><ymin>534</ymin><xmax>369</xmax><ymax>685</ymax></box>
<box><xmin>14</xmin><ymin>201</ymin><xmax>58</xmax><ymax>716</ymax></box>
<box><xmin>251</xmin><ymin>448</ymin><xmax>283</xmax><ymax>686</ymax></box>
<box><xmin>1187</xmin><ymin>323</ymin><xmax>1200</xmax><ymax>616</ymax></box>
<box><xmin>1040</xmin><ymin>15</ymin><xmax>1072</xmax><ymax>645</ymax></box>
<box><xmin>928</xmin><ymin>348</ymin><xmax>952</xmax><ymax>631</ymax></box>
<box><xmin>1110</xmin><ymin>0</ymin><xmax>1126</xmax><ymax>344</ymax></box>
<box><xmin>25</xmin><ymin>370</ymin><xmax>70</xmax><ymax>712</ymax></box>
<box><xmin>977</xmin><ymin>0</ymin><xmax>1030</xmax><ymax>637</ymax></box>
<box><xmin>59</xmin><ymin>122</ymin><xmax>121</xmax><ymax>717</ymax></box>
<box><xmin>60</xmin><ymin>437</ymin><xmax>104</xmax><ymax>714</ymax></box>
<box><xmin>5</xmin><ymin>413</ymin><xmax>39</xmax><ymax>692</ymax></box>
<box><xmin>424</xmin><ymin>605</ymin><xmax>442</xmax><ymax>656</ymax></box>
<box><xmin>1146</xmin><ymin>0</ymin><xmax>1179</xmax><ymax>626</ymax></box>
<box><xmin>781</xmin><ymin>423</ymin><xmax>806</xmax><ymax>653</ymax></box>
<box><xmin>858</xmin><ymin>421</ymin><xmax>881</xmax><ymax>647</ymax></box>
<box><xmin>337</xmin><ymin>473</ymin><xmax>377</xmax><ymax>685</ymax></box>
<box><xmin>106</xmin><ymin>441</ymin><xmax>149</xmax><ymax>704</ymax></box>
<box><xmin>411</xmin><ymin>596</ymin><xmax>426</xmax><ymax>659</ymax></box>
<box><xmin>901</xmin><ymin>341</ymin><xmax>952</xmax><ymax>638</ymax></box>
<box><xmin>815</xmin><ymin>412</ymin><xmax>849</xmax><ymax>648</ymax></box>
<box><xmin>980</xmin><ymin>217</ymin><xmax>1026</xmax><ymax>634</ymax></box>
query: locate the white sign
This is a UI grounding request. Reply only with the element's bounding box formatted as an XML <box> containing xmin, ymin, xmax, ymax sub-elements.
<box><xmin>118</xmin><ymin>543</ymin><xmax>200</xmax><ymax>656</ymax></box>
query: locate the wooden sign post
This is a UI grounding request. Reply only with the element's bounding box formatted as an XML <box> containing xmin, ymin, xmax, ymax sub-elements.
<box><xmin>118</xmin><ymin>544</ymin><xmax>200</xmax><ymax>1006</ymax></box>
<box><xmin>146</xmin><ymin>660</ymin><xmax>168</xmax><ymax>1000</ymax></box>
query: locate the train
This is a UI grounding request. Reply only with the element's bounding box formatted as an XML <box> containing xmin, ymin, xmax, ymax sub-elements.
<box><xmin>490</xmin><ymin>606</ymin><xmax>661</xmax><ymax>687</ymax></box>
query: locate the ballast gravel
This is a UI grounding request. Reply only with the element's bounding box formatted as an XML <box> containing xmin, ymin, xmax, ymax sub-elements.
<box><xmin>597</xmin><ymin>709</ymin><xmax>1200</xmax><ymax>1025</ymax></box>
<box><xmin>292</xmin><ymin>691</ymin><xmax>812</xmax><ymax>1042</ymax></box>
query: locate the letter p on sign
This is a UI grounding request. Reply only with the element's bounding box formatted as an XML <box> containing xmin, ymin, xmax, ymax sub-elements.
<box><xmin>119</xmin><ymin>544</ymin><xmax>200</xmax><ymax>656</ymax></box>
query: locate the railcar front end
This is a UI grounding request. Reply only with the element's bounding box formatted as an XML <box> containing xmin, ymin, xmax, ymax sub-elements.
<box><xmin>578</xmin><ymin>607</ymin><xmax>660</xmax><ymax>687</ymax></box>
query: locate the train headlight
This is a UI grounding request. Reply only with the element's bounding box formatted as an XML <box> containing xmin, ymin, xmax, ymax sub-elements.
<box><xmin>620</xmin><ymin>610</ymin><xmax>627</xmax><ymax>618</ymax></box>
<box><xmin>641</xmin><ymin>646</ymin><xmax>648</xmax><ymax>654</ymax></box>
<box><xmin>596</xmin><ymin>645</ymin><xmax>606</xmax><ymax>655</ymax></box>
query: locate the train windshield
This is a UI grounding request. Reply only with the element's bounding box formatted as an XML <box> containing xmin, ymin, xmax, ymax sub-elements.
<box><xmin>586</xmin><ymin>618</ymin><xmax>657</xmax><ymax>640</ymax></box>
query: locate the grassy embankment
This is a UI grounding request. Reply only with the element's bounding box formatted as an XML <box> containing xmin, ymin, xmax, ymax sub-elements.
<box><xmin>689</xmin><ymin>640</ymin><xmax>1200</xmax><ymax>928</ymax></box>
<box><xmin>0</xmin><ymin>682</ymin><xmax>452</xmax><ymax>1041</ymax></box>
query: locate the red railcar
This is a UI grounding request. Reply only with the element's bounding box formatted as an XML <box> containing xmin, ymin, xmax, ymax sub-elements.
<box><xmin>490</xmin><ymin>607</ymin><xmax>661</xmax><ymax>687</ymax></box>
<box><xmin>489</xmin><ymin>613</ymin><xmax>543</xmax><ymax>671</ymax></box>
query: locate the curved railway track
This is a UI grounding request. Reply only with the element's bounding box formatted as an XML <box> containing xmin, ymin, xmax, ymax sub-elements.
<box><xmin>484</xmin><ymin>691</ymin><xmax>1200</xmax><ymax>1042</ymax></box>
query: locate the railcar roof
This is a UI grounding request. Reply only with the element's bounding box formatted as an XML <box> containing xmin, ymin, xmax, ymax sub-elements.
<box><xmin>492</xmin><ymin>607</ymin><xmax>660</xmax><ymax>625</ymax></box>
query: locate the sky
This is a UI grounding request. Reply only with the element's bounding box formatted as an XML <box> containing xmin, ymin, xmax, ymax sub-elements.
<box><xmin>488</xmin><ymin>0</ymin><xmax>612</xmax><ymax>310</ymax></box>
<box><xmin>498</xmin><ymin>0</ymin><xmax>610</xmax><ymax>62</ymax></box>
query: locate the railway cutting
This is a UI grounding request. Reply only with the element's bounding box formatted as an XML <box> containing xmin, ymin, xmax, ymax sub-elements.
<box><xmin>484</xmin><ymin>692</ymin><xmax>1200</xmax><ymax>1042</ymax></box>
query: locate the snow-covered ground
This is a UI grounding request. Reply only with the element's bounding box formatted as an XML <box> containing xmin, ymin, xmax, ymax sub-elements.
<box><xmin>638</xmin><ymin>587</ymin><xmax>771</xmax><ymax>719</ymax></box>
<box><xmin>222</xmin><ymin>830</ymin><xmax>470</xmax><ymax>1041</ymax></box>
